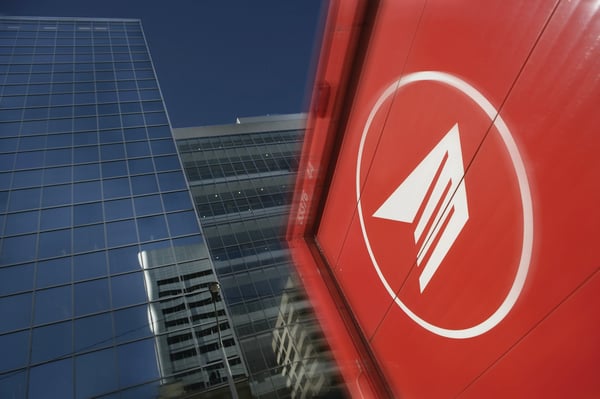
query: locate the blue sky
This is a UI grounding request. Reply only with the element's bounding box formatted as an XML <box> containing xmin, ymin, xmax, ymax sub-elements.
<box><xmin>1</xmin><ymin>0</ymin><xmax>325</xmax><ymax>127</ymax></box>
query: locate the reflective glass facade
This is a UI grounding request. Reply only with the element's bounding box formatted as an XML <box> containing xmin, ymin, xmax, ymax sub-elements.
<box><xmin>175</xmin><ymin>116</ymin><xmax>345</xmax><ymax>398</ymax></box>
<box><xmin>0</xmin><ymin>17</ymin><xmax>246</xmax><ymax>398</ymax></box>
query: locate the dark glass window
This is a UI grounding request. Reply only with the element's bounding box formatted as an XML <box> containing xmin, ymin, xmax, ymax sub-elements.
<box><xmin>0</xmin><ymin>331</ymin><xmax>29</xmax><ymax>373</ymax></box>
<box><xmin>44</xmin><ymin>148</ymin><xmax>72</xmax><ymax>166</ymax></box>
<box><xmin>150</xmin><ymin>139</ymin><xmax>176</xmax><ymax>156</ymax></box>
<box><xmin>0</xmin><ymin>293</ymin><xmax>32</xmax><ymax>333</ymax></box>
<box><xmin>12</xmin><ymin>169</ymin><xmax>43</xmax><ymax>188</ymax></box>
<box><xmin>162</xmin><ymin>191</ymin><xmax>193</xmax><ymax>212</ymax></box>
<box><xmin>113</xmin><ymin>305</ymin><xmax>152</xmax><ymax>344</ymax></box>
<box><xmin>28</xmin><ymin>358</ymin><xmax>73</xmax><ymax>399</ymax></box>
<box><xmin>73</xmin><ymin>132</ymin><xmax>97</xmax><ymax>146</ymax></box>
<box><xmin>131</xmin><ymin>174</ymin><xmax>158</xmax><ymax>195</ymax></box>
<box><xmin>137</xmin><ymin>214</ymin><xmax>168</xmax><ymax>242</ymax></box>
<box><xmin>125</xmin><ymin>141</ymin><xmax>150</xmax><ymax>157</ymax></box>
<box><xmin>128</xmin><ymin>157</ymin><xmax>154</xmax><ymax>174</ymax></box>
<box><xmin>110</xmin><ymin>272</ymin><xmax>147</xmax><ymax>308</ymax></box>
<box><xmin>147</xmin><ymin>125</ymin><xmax>171</xmax><ymax>139</ymax></box>
<box><xmin>117</xmin><ymin>339</ymin><xmax>159</xmax><ymax>388</ymax></box>
<box><xmin>74</xmin><ymin>279</ymin><xmax>110</xmax><ymax>316</ymax></box>
<box><xmin>73</xmin><ymin>250</ymin><xmax>107</xmax><ymax>281</ymax></box>
<box><xmin>134</xmin><ymin>194</ymin><xmax>162</xmax><ymax>216</ymax></box>
<box><xmin>106</xmin><ymin>219</ymin><xmax>138</xmax><ymax>247</ymax></box>
<box><xmin>33</xmin><ymin>286</ymin><xmax>72</xmax><ymax>325</ymax></box>
<box><xmin>31</xmin><ymin>321</ymin><xmax>72</xmax><ymax>363</ymax></box>
<box><xmin>73</xmin><ymin>163</ymin><xmax>100</xmax><ymax>181</ymax></box>
<box><xmin>101</xmin><ymin>160</ymin><xmax>128</xmax><ymax>178</ymax></box>
<box><xmin>73</xmin><ymin>180</ymin><xmax>102</xmax><ymax>203</ymax></box>
<box><xmin>43</xmin><ymin>166</ymin><xmax>72</xmax><ymax>185</ymax></box>
<box><xmin>108</xmin><ymin>245</ymin><xmax>141</xmax><ymax>274</ymax></box>
<box><xmin>5</xmin><ymin>210</ymin><xmax>39</xmax><ymax>235</ymax></box>
<box><xmin>75</xmin><ymin>348</ymin><xmax>119</xmax><ymax>398</ymax></box>
<box><xmin>98</xmin><ymin>129</ymin><xmax>123</xmax><ymax>144</ymax></box>
<box><xmin>74</xmin><ymin>312</ymin><xmax>113</xmax><ymax>352</ymax></box>
<box><xmin>73</xmin><ymin>224</ymin><xmax>105</xmax><ymax>252</ymax></box>
<box><xmin>166</xmin><ymin>211</ymin><xmax>200</xmax><ymax>236</ymax></box>
<box><xmin>8</xmin><ymin>187</ymin><xmax>41</xmax><ymax>211</ymax></box>
<box><xmin>73</xmin><ymin>202</ymin><xmax>103</xmax><ymax>225</ymax></box>
<box><xmin>104</xmin><ymin>197</ymin><xmax>134</xmax><ymax>221</ymax></box>
<box><xmin>38</xmin><ymin>228</ymin><xmax>71</xmax><ymax>258</ymax></box>
<box><xmin>0</xmin><ymin>263</ymin><xmax>34</xmax><ymax>296</ymax></box>
<box><xmin>157</xmin><ymin>171</ymin><xmax>187</xmax><ymax>191</ymax></box>
<box><xmin>0</xmin><ymin>234</ymin><xmax>37</xmax><ymax>265</ymax></box>
<box><xmin>36</xmin><ymin>257</ymin><xmax>71</xmax><ymax>289</ymax></box>
<box><xmin>100</xmin><ymin>143</ymin><xmax>126</xmax><ymax>161</ymax></box>
<box><xmin>102</xmin><ymin>177</ymin><xmax>131</xmax><ymax>199</ymax></box>
<box><xmin>40</xmin><ymin>206</ymin><xmax>71</xmax><ymax>230</ymax></box>
<box><xmin>41</xmin><ymin>184</ymin><xmax>71</xmax><ymax>207</ymax></box>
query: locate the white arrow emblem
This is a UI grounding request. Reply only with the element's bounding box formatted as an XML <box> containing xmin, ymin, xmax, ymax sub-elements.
<box><xmin>373</xmin><ymin>123</ymin><xmax>469</xmax><ymax>292</ymax></box>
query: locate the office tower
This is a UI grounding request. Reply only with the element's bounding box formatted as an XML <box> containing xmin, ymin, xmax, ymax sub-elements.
<box><xmin>174</xmin><ymin>115</ymin><xmax>344</xmax><ymax>398</ymax></box>
<box><xmin>0</xmin><ymin>16</ymin><xmax>246</xmax><ymax>398</ymax></box>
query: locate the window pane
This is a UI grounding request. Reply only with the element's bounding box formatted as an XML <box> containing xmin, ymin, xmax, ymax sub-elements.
<box><xmin>0</xmin><ymin>234</ymin><xmax>37</xmax><ymax>265</ymax></box>
<box><xmin>104</xmin><ymin>197</ymin><xmax>133</xmax><ymax>221</ymax></box>
<box><xmin>73</xmin><ymin>251</ymin><xmax>107</xmax><ymax>281</ymax></box>
<box><xmin>8</xmin><ymin>187</ymin><xmax>41</xmax><ymax>211</ymax></box>
<box><xmin>75</xmin><ymin>348</ymin><xmax>118</xmax><ymax>399</ymax></box>
<box><xmin>31</xmin><ymin>321</ymin><xmax>72</xmax><ymax>363</ymax></box>
<box><xmin>36</xmin><ymin>257</ymin><xmax>71</xmax><ymax>288</ymax></box>
<box><xmin>0</xmin><ymin>263</ymin><xmax>34</xmax><ymax>296</ymax></box>
<box><xmin>74</xmin><ymin>279</ymin><xmax>110</xmax><ymax>316</ymax></box>
<box><xmin>106</xmin><ymin>219</ymin><xmax>138</xmax><ymax>247</ymax></box>
<box><xmin>40</xmin><ymin>206</ymin><xmax>72</xmax><ymax>230</ymax></box>
<box><xmin>5</xmin><ymin>210</ymin><xmax>39</xmax><ymax>235</ymax></box>
<box><xmin>110</xmin><ymin>272</ymin><xmax>147</xmax><ymax>308</ymax></box>
<box><xmin>103</xmin><ymin>177</ymin><xmax>130</xmax><ymax>199</ymax></box>
<box><xmin>0</xmin><ymin>370</ymin><xmax>26</xmax><ymax>399</ymax></box>
<box><xmin>166</xmin><ymin>211</ymin><xmax>200</xmax><ymax>236</ymax></box>
<box><xmin>73</xmin><ymin>180</ymin><xmax>101</xmax><ymax>203</ymax></box>
<box><xmin>131</xmin><ymin>174</ymin><xmax>158</xmax><ymax>195</ymax></box>
<box><xmin>73</xmin><ymin>202</ymin><xmax>103</xmax><ymax>225</ymax></box>
<box><xmin>108</xmin><ymin>245</ymin><xmax>141</xmax><ymax>274</ymax></box>
<box><xmin>137</xmin><ymin>214</ymin><xmax>168</xmax><ymax>242</ymax></box>
<box><xmin>0</xmin><ymin>330</ymin><xmax>29</xmax><ymax>372</ymax></box>
<box><xmin>0</xmin><ymin>293</ymin><xmax>32</xmax><ymax>334</ymax></box>
<box><xmin>38</xmin><ymin>229</ymin><xmax>72</xmax><ymax>258</ymax></box>
<box><xmin>101</xmin><ymin>160</ymin><xmax>127</xmax><ymax>178</ymax></box>
<box><xmin>34</xmin><ymin>286</ymin><xmax>71</xmax><ymax>325</ymax></box>
<box><xmin>157</xmin><ymin>171</ymin><xmax>187</xmax><ymax>191</ymax></box>
<box><xmin>73</xmin><ymin>224</ymin><xmax>105</xmax><ymax>252</ymax></box>
<box><xmin>162</xmin><ymin>191</ymin><xmax>193</xmax><ymax>212</ymax></box>
<box><xmin>42</xmin><ymin>184</ymin><xmax>72</xmax><ymax>207</ymax></box>
<box><xmin>12</xmin><ymin>169</ymin><xmax>43</xmax><ymax>188</ymax></box>
<box><xmin>133</xmin><ymin>194</ymin><xmax>162</xmax><ymax>216</ymax></box>
<box><xmin>74</xmin><ymin>312</ymin><xmax>113</xmax><ymax>352</ymax></box>
<box><xmin>29</xmin><ymin>358</ymin><xmax>73</xmax><ymax>399</ymax></box>
<box><xmin>117</xmin><ymin>339</ymin><xmax>159</xmax><ymax>387</ymax></box>
<box><xmin>128</xmin><ymin>157</ymin><xmax>154</xmax><ymax>174</ymax></box>
<box><xmin>113</xmin><ymin>305</ymin><xmax>152</xmax><ymax>344</ymax></box>
<box><xmin>73</xmin><ymin>163</ymin><xmax>100</xmax><ymax>181</ymax></box>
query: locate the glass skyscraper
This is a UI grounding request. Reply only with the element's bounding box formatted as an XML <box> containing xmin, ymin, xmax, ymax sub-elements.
<box><xmin>0</xmin><ymin>16</ymin><xmax>247</xmax><ymax>398</ymax></box>
<box><xmin>174</xmin><ymin>115</ymin><xmax>345</xmax><ymax>399</ymax></box>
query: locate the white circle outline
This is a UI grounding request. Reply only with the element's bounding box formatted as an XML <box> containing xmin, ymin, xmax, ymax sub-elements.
<box><xmin>356</xmin><ymin>71</ymin><xmax>533</xmax><ymax>339</ymax></box>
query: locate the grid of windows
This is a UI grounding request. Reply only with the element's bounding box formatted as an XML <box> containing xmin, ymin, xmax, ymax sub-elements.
<box><xmin>177</xmin><ymin>126</ymin><xmax>322</xmax><ymax>397</ymax></box>
<box><xmin>0</xmin><ymin>17</ymin><xmax>245</xmax><ymax>399</ymax></box>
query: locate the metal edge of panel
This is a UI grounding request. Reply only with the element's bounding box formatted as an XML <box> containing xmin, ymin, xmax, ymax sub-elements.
<box><xmin>286</xmin><ymin>0</ymin><xmax>393</xmax><ymax>397</ymax></box>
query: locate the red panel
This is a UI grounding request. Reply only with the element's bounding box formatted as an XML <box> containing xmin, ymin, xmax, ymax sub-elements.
<box><xmin>457</xmin><ymin>271</ymin><xmax>600</xmax><ymax>398</ymax></box>
<box><xmin>307</xmin><ymin>0</ymin><xmax>600</xmax><ymax>397</ymax></box>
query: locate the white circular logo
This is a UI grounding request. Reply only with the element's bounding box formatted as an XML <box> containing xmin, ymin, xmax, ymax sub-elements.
<box><xmin>356</xmin><ymin>71</ymin><xmax>533</xmax><ymax>339</ymax></box>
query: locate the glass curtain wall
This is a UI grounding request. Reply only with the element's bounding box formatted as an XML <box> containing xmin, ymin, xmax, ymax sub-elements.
<box><xmin>177</xmin><ymin>123</ymin><xmax>345</xmax><ymax>399</ymax></box>
<box><xmin>0</xmin><ymin>17</ymin><xmax>246</xmax><ymax>399</ymax></box>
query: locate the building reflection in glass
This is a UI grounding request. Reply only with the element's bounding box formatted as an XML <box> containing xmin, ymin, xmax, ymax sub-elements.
<box><xmin>138</xmin><ymin>239</ymin><xmax>251</xmax><ymax>398</ymax></box>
